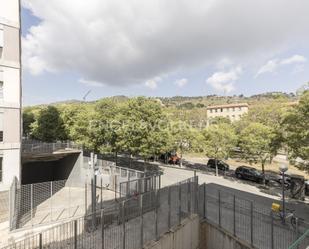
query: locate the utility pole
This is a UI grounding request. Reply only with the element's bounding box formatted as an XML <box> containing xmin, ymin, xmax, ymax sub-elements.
<box><xmin>90</xmin><ymin>152</ymin><xmax>98</xmax><ymax>228</ymax></box>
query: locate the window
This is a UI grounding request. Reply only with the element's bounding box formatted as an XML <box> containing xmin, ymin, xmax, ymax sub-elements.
<box><xmin>0</xmin><ymin>112</ymin><xmax>3</xmax><ymax>142</ymax></box>
<box><xmin>0</xmin><ymin>157</ymin><xmax>2</xmax><ymax>182</ymax></box>
<box><xmin>220</xmin><ymin>108</ymin><xmax>223</xmax><ymax>112</ymax></box>
<box><xmin>215</xmin><ymin>109</ymin><xmax>218</xmax><ymax>113</ymax></box>
<box><xmin>210</xmin><ymin>109</ymin><xmax>213</xmax><ymax>113</ymax></box>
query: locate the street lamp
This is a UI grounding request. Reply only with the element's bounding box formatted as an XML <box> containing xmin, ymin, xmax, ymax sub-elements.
<box><xmin>279</xmin><ymin>163</ymin><xmax>288</xmax><ymax>223</ymax></box>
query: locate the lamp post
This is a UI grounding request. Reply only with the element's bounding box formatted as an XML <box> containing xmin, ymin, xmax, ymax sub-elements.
<box><xmin>279</xmin><ymin>164</ymin><xmax>288</xmax><ymax>223</ymax></box>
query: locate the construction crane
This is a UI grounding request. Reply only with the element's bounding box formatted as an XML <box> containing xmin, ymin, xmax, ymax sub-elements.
<box><xmin>82</xmin><ymin>90</ymin><xmax>91</xmax><ymax>101</ymax></box>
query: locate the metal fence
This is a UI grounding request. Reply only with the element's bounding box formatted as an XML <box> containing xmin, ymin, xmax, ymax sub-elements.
<box><xmin>0</xmin><ymin>190</ymin><xmax>9</xmax><ymax>223</ymax></box>
<box><xmin>198</xmin><ymin>183</ymin><xmax>309</xmax><ymax>249</ymax></box>
<box><xmin>119</xmin><ymin>174</ymin><xmax>161</xmax><ymax>199</ymax></box>
<box><xmin>22</xmin><ymin>141</ymin><xmax>81</xmax><ymax>154</ymax></box>
<box><xmin>10</xmin><ymin>180</ymin><xmax>87</xmax><ymax>230</ymax></box>
<box><xmin>2</xmin><ymin>176</ymin><xmax>198</xmax><ymax>249</ymax></box>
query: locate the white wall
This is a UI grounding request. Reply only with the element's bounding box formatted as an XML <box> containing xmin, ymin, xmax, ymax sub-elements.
<box><xmin>2</xmin><ymin>67</ymin><xmax>20</xmax><ymax>105</ymax></box>
<box><xmin>0</xmin><ymin>0</ymin><xmax>19</xmax><ymax>25</ymax></box>
<box><xmin>0</xmin><ymin>149</ymin><xmax>20</xmax><ymax>191</ymax></box>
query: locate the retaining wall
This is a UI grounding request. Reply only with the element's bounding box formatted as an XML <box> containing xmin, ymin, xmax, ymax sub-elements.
<box><xmin>144</xmin><ymin>214</ymin><xmax>200</xmax><ymax>249</ymax></box>
<box><xmin>200</xmin><ymin>220</ymin><xmax>255</xmax><ymax>249</ymax></box>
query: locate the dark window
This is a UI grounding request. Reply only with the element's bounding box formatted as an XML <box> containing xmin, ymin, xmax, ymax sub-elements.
<box><xmin>0</xmin><ymin>131</ymin><xmax>3</xmax><ymax>142</ymax></box>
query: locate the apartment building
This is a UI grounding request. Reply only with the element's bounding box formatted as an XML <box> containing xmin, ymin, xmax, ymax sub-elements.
<box><xmin>206</xmin><ymin>103</ymin><xmax>249</xmax><ymax>126</ymax></box>
<box><xmin>0</xmin><ymin>0</ymin><xmax>21</xmax><ymax>191</ymax></box>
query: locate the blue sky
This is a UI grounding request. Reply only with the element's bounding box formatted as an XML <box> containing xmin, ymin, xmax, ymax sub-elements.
<box><xmin>21</xmin><ymin>1</ymin><xmax>309</xmax><ymax>106</ymax></box>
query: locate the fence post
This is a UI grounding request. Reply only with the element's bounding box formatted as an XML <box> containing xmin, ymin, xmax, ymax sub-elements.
<box><xmin>122</xmin><ymin>201</ymin><xmax>126</xmax><ymax>249</ymax></box>
<box><xmin>203</xmin><ymin>183</ymin><xmax>206</xmax><ymax>219</ymax></box>
<box><xmin>50</xmin><ymin>182</ymin><xmax>53</xmax><ymax>221</ymax></box>
<box><xmin>155</xmin><ymin>190</ymin><xmax>158</xmax><ymax>240</ymax></box>
<box><xmin>74</xmin><ymin>220</ymin><xmax>77</xmax><ymax>249</ymax></box>
<box><xmin>187</xmin><ymin>179</ymin><xmax>191</xmax><ymax>214</ymax></box>
<box><xmin>30</xmin><ymin>184</ymin><xmax>33</xmax><ymax>226</ymax></box>
<box><xmin>178</xmin><ymin>183</ymin><xmax>182</xmax><ymax>224</ymax></box>
<box><xmin>100</xmin><ymin>177</ymin><xmax>103</xmax><ymax>210</ymax></box>
<box><xmin>233</xmin><ymin>195</ymin><xmax>236</xmax><ymax>236</ymax></box>
<box><xmin>101</xmin><ymin>209</ymin><xmax>104</xmax><ymax>249</ymax></box>
<box><xmin>85</xmin><ymin>183</ymin><xmax>88</xmax><ymax>214</ymax></box>
<box><xmin>271</xmin><ymin>212</ymin><xmax>274</xmax><ymax>249</ymax></box>
<box><xmin>295</xmin><ymin>218</ymin><xmax>299</xmax><ymax>249</ymax></box>
<box><xmin>218</xmin><ymin>190</ymin><xmax>221</xmax><ymax>227</ymax></box>
<box><xmin>39</xmin><ymin>233</ymin><xmax>42</xmax><ymax>249</ymax></box>
<box><xmin>168</xmin><ymin>186</ymin><xmax>171</xmax><ymax>229</ymax></box>
<box><xmin>140</xmin><ymin>195</ymin><xmax>143</xmax><ymax>249</ymax></box>
<box><xmin>250</xmin><ymin>201</ymin><xmax>253</xmax><ymax>246</ymax></box>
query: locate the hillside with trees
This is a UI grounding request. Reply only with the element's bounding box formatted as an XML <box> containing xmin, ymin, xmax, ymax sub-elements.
<box><xmin>22</xmin><ymin>91</ymin><xmax>308</xmax><ymax>173</ymax></box>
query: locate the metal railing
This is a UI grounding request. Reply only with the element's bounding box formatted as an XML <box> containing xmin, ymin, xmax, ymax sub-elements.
<box><xmin>288</xmin><ymin>229</ymin><xmax>309</xmax><ymax>249</ymax></box>
<box><xmin>119</xmin><ymin>174</ymin><xmax>161</xmax><ymax>199</ymax></box>
<box><xmin>22</xmin><ymin>141</ymin><xmax>81</xmax><ymax>154</ymax></box>
<box><xmin>2</xmin><ymin>176</ymin><xmax>198</xmax><ymax>249</ymax></box>
<box><xmin>198</xmin><ymin>183</ymin><xmax>309</xmax><ymax>249</ymax></box>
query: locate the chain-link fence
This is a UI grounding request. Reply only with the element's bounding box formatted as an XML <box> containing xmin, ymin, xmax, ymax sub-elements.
<box><xmin>198</xmin><ymin>183</ymin><xmax>309</xmax><ymax>249</ymax></box>
<box><xmin>0</xmin><ymin>190</ymin><xmax>9</xmax><ymax>223</ymax></box>
<box><xmin>2</xmin><ymin>176</ymin><xmax>198</xmax><ymax>249</ymax></box>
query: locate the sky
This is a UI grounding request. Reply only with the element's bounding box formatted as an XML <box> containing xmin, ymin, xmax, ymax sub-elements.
<box><xmin>21</xmin><ymin>0</ymin><xmax>309</xmax><ymax>106</ymax></box>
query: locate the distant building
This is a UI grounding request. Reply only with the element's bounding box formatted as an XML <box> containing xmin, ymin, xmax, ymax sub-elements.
<box><xmin>206</xmin><ymin>103</ymin><xmax>249</xmax><ymax>126</ymax></box>
<box><xmin>0</xmin><ymin>0</ymin><xmax>21</xmax><ymax>191</ymax></box>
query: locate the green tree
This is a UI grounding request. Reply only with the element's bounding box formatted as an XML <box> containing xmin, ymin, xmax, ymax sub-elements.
<box><xmin>283</xmin><ymin>91</ymin><xmax>309</xmax><ymax>171</ymax></box>
<box><xmin>117</xmin><ymin>97</ymin><xmax>169</xmax><ymax>163</ymax></box>
<box><xmin>239</xmin><ymin>122</ymin><xmax>277</xmax><ymax>182</ymax></box>
<box><xmin>202</xmin><ymin>123</ymin><xmax>237</xmax><ymax>175</ymax></box>
<box><xmin>22</xmin><ymin>108</ymin><xmax>35</xmax><ymax>138</ymax></box>
<box><xmin>31</xmin><ymin>106</ymin><xmax>68</xmax><ymax>142</ymax></box>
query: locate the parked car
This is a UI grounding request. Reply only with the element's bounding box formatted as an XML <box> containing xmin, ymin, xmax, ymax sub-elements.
<box><xmin>207</xmin><ymin>159</ymin><xmax>230</xmax><ymax>171</ymax></box>
<box><xmin>235</xmin><ymin>166</ymin><xmax>269</xmax><ymax>184</ymax></box>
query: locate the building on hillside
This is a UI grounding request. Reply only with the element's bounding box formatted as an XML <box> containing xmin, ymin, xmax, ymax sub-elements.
<box><xmin>0</xmin><ymin>0</ymin><xmax>21</xmax><ymax>191</ymax></box>
<box><xmin>206</xmin><ymin>103</ymin><xmax>249</xmax><ymax>126</ymax></box>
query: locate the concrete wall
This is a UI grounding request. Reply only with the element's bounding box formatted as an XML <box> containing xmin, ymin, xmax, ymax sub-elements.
<box><xmin>21</xmin><ymin>153</ymin><xmax>80</xmax><ymax>184</ymax></box>
<box><xmin>144</xmin><ymin>215</ymin><xmax>199</xmax><ymax>249</ymax></box>
<box><xmin>200</xmin><ymin>220</ymin><xmax>254</xmax><ymax>249</ymax></box>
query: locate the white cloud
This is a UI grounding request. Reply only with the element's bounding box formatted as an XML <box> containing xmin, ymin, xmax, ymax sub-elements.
<box><xmin>256</xmin><ymin>60</ymin><xmax>279</xmax><ymax>77</ymax></box>
<box><xmin>256</xmin><ymin>54</ymin><xmax>307</xmax><ymax>77</ymax></box>
<box><xmin>79</xmin><ymin>78</ymin><xmax>103</xmax><ymax>87</ymax></box>
<box><xmin>22</xmin><ymin>0</ymin><xmax>309</xmax><ymax>86</ymax></box>
<box><xmin>174</xmin><ymin>78</ymin><xmax>188</xmax><ymax>88</ymax></box>
<box><xmin>280</xmin><ymin>55</ymin><xmax>307</xmax><ymax>65</ymax></box>
<box><xmin>145</xmin><ymin>77</ymin><xmax>161</xmax><ymax>90</ymax></box>
<box><xmin>206</xmin><ymin>66</ymin><xmax>242</xmax><ymax>93</ymax></box>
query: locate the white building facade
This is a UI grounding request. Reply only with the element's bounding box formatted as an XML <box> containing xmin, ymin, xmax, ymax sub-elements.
<box><xmin>0</xmin><ymin>0</ymin><xmax>21</xmax><ymax>191</ymax></box>
<box><xmin>206</xmin><ymin>103</ymin><xmax>249</xmax><ymax>126</ymax></box>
